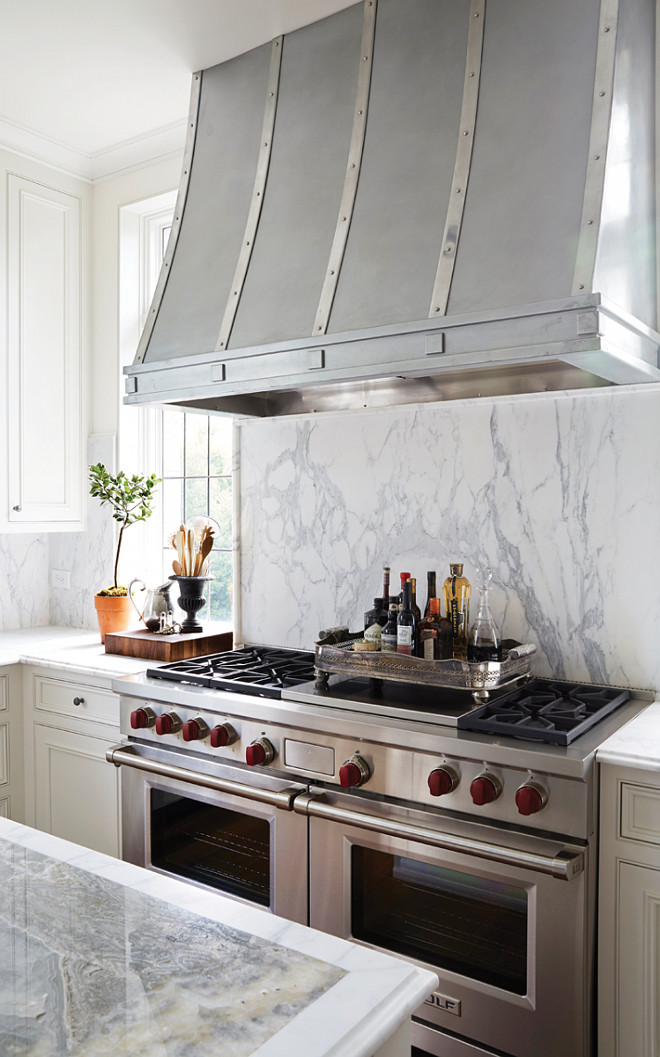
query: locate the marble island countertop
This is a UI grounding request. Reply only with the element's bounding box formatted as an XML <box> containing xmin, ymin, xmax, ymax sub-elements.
<box><xmin>0</xmin><ymin>819</ymin><xmax>437</xmax><ymax>1057</ymax></box>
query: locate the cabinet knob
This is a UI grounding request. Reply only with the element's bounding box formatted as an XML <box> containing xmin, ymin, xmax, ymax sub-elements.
<box><xmin>12</xmin><ymin>505</ymin><xmax>21</xmax><ymax>512</ymax></box>
<box><xmin>73</xmin><ymin>697</ymin><xmax>85</xmax><ymax>706</ymax></box>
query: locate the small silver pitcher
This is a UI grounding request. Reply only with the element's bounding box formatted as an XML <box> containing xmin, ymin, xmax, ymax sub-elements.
<box><xmin>128</xmin><ymin>578</ymin><xmax>175</xmax><ymax>632</ymax></box>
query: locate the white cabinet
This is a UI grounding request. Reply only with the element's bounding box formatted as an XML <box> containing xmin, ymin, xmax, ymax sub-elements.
<box><xmin>23</xmin><ymin>667</ymin><xmax>121</xmax><ymax>857</ymax></box>
<box><xmin>599</xmin><ymin>763</ymin><xmax>660</xmax><ymax>1057</ymax></box>
<box><xmin>0</xmin><ymin>665</ymin><xmax>25</xmax><ymax>822</ymax></box>
<box><xmin>617</xmin><ymin>861</ymin><xmax>660</xmax><ymax>1054</ymax></box>
<box><xmin>1</xmin><ymin>164</ymin><xmax>89</xmax><ymax>531</ymax></box>
<box><xmin>33</xmin><ymin>725</ymin><xmax>120</xmax><ymax>857</ymax></box>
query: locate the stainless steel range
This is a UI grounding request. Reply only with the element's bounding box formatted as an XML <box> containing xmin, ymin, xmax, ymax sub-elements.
<box><xmin>109</xmin><ymin>646</ymin><xmax>652</xmax><ymax>1057</ymax></box>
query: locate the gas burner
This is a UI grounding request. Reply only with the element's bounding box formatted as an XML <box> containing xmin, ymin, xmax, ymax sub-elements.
<box><xmin>458</xmin><ymin>679</ymin><xmax>631</xmax><ymax>745</ymax></box>
<box><xmin>148</xmin><ymin>646</ymin><xmax>317</xmax><ymax>699</ymax></box>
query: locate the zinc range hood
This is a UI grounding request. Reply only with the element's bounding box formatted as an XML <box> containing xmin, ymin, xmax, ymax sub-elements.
<box><xmin>125</xmin><ymin>0</ymin><xmax>660</xmax><ymax>417</ymax></box>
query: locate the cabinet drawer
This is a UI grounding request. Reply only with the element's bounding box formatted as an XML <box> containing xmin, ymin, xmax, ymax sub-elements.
<box><xmin>620</xmin><ymin>781</ymin><xmax>660</xmax><ymax>845</ymax></box>
<box><xmin>0</xmin><ymin>675</ymin><xmax>6</xmax><ymax>711</ymax></box>
<box><xmin>34</xmin><ymin>676</ymin><xmax>117</xmax><ymax>725</ymax></box>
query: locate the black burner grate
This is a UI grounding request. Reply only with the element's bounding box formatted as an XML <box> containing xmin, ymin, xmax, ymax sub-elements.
<box><xmin>147</xmin><ymin>646</ymin><xmax>317</xmax><ymax>699</ymax></box>
<box><xmin>458</xmin><ymin>679</ymin><xmax>631</xmax><ymax>745</ymax></box>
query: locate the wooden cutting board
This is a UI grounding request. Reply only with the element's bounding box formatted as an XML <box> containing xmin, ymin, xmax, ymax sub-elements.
<box><xmin>104</xmin><ymin>624</ymin><xmax>233</xmax><ymax>661</ymax></box>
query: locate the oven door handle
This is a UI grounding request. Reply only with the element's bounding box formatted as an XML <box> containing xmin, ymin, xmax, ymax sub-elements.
<box><xmin>294</xmin><ymin>792</ymin><xmax>584</xmax><ymax>880</ymax></box>
<box><xmin>106</xmin><ymin>744</ymin><xmax>300</xmax><ymax>811</ymax></box>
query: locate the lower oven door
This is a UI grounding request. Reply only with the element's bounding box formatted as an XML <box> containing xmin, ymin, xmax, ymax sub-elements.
<box><xmin>302</xmin><ymin>788</ymin><xmax>591</xmax><ymax>1057</ymax></box>
<box><xmin>108</xmin><ymin>742</ymin><xmax>308</xmax><ymax>924</ymax></box>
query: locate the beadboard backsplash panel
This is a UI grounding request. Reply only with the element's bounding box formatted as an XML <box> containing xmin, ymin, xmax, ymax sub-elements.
<box><xmin>239</xmin><ymin>385</ymin><xmax>660</xmax><ymax>690</ymax></box>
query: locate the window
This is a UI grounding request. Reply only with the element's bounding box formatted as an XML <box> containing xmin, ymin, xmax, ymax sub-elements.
<box><xmin>161</xmin><ymin>409</ymin><xmax>233</xmax><ymax>622</ymax></box>
<box><xmin>119</xmin><ymin>191</ymin><xmax>233</xmax><ymax>627</ymax></box>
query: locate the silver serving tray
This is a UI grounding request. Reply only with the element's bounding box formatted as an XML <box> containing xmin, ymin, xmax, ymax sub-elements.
<box><xmin>314</xmin><ymin>628</ymin><xmax>536</xmax><ymax>699</ymax></box>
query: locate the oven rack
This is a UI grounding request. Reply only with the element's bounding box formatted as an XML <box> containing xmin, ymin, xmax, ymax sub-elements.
<box><xmin>314</xmin><ymin>628</ymin><xmax>536</xmax><ymax>697</ymax></box>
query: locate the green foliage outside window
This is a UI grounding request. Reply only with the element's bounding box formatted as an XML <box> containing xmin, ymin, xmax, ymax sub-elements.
<box><xmin>161</xmin><ymin>411</ymin><xmax>232</xmax><ymax>624</ymax></box>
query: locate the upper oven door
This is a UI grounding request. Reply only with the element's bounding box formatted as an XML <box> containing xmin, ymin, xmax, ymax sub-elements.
<box><xmin>112</xmin><ymin>742</ymin><xmax>309</xmax><ymax>925</ymax></box>
<box><xmin>305</xmin><ymin>789</ymin><xmax>591</xmax><ymax>1057</ymax></box>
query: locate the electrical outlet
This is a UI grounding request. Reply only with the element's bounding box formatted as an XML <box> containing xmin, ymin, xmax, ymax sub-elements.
<box><xmin>52</xmin><ymin>570</ymin><xmax>70</xmax><ymax>590</ymax></box>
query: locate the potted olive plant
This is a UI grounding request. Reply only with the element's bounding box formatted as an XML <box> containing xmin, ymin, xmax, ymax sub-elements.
<box><xmin>89</xmin><ymin>463</ymin><xmax>160</xmax><ymax>641</ymax></box>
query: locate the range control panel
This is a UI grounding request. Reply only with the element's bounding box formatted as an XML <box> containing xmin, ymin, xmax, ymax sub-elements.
<box><xmin>120</xmin><ymin>695</ymin><xmax>590</xmax><ymax>837</ymax></box>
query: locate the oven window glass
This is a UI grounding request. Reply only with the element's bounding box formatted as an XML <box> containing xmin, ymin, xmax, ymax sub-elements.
<box><xmin>351</xmin><ymin>847</ymin><xmax>528</xmax><ymax>994</ymax></box>
<box><xmin>150</xmin><ymin>790</ymin><xmax>270</xmax><ymax>905</ymax></box>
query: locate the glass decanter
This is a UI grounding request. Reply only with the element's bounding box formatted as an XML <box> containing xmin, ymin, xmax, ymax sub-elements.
<box><xmin>467</xmin><ymin>568</ymin><xmax>500</xmax><ymax>663</ymax></box>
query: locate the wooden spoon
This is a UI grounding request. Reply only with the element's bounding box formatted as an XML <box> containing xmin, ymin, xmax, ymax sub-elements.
<box><xmin>187</xmin><ymin>527</ymin><xmax>195</xmax><ymax>575</ymax></box>
<box><xmin>174</xmin><ymin>528</ymin><xmax>185</xmax><ymax>570</ymax></box>
<box><xmin>172</xmin><ymin>559</ymin><xmax>183</xmax><ymax>576</ymax></box>
<box><xmin>193</xmin><ymin>532</ymin><xmax>214</xmax><ymax>575</ymax></box>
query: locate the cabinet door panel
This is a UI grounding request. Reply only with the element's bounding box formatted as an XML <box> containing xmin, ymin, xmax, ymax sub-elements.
<box><xmin>619</xmin><ymin>861</ymin><xmax>660</xmax><ymax>1057</ymax></box>
<box><xmin>6</xmin><ymin>174</ymin><xmax>82</xmax><ymax>526</ymax></box>
<box><xmin>34</xmin><ymin>725</ymin><xmax>120</xmax><ymax>857</ymax></box>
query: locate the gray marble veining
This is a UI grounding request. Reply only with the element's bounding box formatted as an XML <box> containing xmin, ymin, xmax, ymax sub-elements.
<box><xmin>49</xmin><ymin>434</ymin><xmax>116</xmax><ymax>632</ymax></box>
<box><xmin>0</xmin><ymin>535</ymin><xmax>49</xmax><ymax>632</ymax></box>
<box><xmin>0</xmin><ymin>838</ymin><xmax>344</xmax><ymax>1056</ymax></box>
<box><xmin>239</xmin><ymin>385</ymin><xmax>660</xmax><ymax>690</ymax></box>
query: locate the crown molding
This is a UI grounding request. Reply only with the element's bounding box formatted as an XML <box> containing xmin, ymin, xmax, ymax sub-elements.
<box><xmin>0</xmin><ymin>114</ymin><xmax>187</xmax><ymax>183</ymax></box>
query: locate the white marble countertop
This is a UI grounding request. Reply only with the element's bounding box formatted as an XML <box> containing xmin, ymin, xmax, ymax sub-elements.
<box><xmin>0</xmin><ymin>626</ymin><xmax>160</xmax><ymax>679</ymax></box>
<box><xmin>0</xmin><ymin>818</ymin><xmax>437</xmax><ymax>1057</ymax></box>
<box><xmin>597</xmin><ymin>701</ymin><xmax>660</xmax><ymax>771</ymax></box>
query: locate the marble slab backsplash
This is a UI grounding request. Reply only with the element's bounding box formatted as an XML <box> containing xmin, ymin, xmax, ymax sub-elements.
<box><xmin>239</xmin><ymin>384</ymin><xmax>660</xmax><ymax>691</ymax></box>
<box><xmin>49</xmin><ymin>434</ymin><xmax>116</xmax><ymax>630</ymax></box>
<box><xmin>0</xmin><ymin>436</ymin><xmax>115</xmax><ymax>633</ymax></box>
<box><xmin>0</xmin><ymin>535</ymin><xmax>49</xmax><ymax>631</ymax></box>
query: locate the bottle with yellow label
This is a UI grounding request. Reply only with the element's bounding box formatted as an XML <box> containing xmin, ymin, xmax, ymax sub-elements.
<box><xmin>442</xmin><ymin>563</ymin><xmax>471</xmax><ymax>659</ymax></box>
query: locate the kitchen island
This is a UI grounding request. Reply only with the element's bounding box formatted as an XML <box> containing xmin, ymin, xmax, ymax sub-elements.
<box><xmin>0</xmin><ymin>818</ymin><xmax>437</xmax><ymax>1057</ymax></box>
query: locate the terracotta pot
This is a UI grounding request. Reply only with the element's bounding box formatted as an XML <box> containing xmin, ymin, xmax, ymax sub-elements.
<box><xmin>94</xmin><ymin>593</ymin><xmax>135</xmax><ymax>644</ymax></box>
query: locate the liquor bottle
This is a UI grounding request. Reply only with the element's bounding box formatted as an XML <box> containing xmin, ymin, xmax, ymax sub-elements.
<box><xmin>382</xmin><ymin>566</ymin><xmax>390</xmax><ymax>606</ymax></box>
<box><xmin>417</xmin><ymin>597</ymin><xmax>452</xmax><ymax>660</ymax></box>
<box><xmin>423</xmin><ymin>571</ymin><xmax>437</xmax><ymax>619</ymax></box>
<box><xmin>409</xmin><ymin>578</ymin><xmax>422</xmax><ymax>624</ymax></box>
<box><xmin>442</xmin><ymin>563</ymin><xmax>471</xmax><ymax>660</ymax></box>
<box><xmin>364</xmin><ymin>597</ymin><xmax>388</xmax><ymax>630</ymax></box>
<box><xmin>467</xmin><ymin>568</ymin><xmax>500</xmax><ymax>662</ymax></box>
<box><xmin>396</xmin><ymin>579</ymin><xmax>416</xmax><ymax>655</ymax></box>
<box><xmin>381</xmin><ymin>603</ymin><xmax>399</xmax><ymax>652</ymax></box>
<box><xmin>398</xmin><ymin>571</ymin><xmax>411</xmax><ymax>604</ymax></box>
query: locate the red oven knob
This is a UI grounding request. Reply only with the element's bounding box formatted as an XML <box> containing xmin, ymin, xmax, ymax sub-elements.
<box><xmin>470</xmin><ymin>773</ymin><xmax>502</xmax><ymax>805</ymax></box>
<box><xmin>339</xmin><ymin>755</ymin><xmax>371</xmax><ymax>789</ymax></box>
<box><xmin>210</xmin><ymin>723</ymin><xmax>237</xmax><ymax>748</ymax></box>
<box><xmin>246</xmin><ymin>738</ymin><xmax>275</xmax><ymax>766</ymax></box>
<box><xmin>155</xmin><ymin>712</ymin><xmax>182</xmax><ymax>736</ymax></box>
<box><xmin>428</xmin><ymin>766</ymin><xmax>459</xmax><ymax>797</ymax></box>
<box><xmin>515</xmin><ymin>782</ymin><xmax>547</xmax><ymax>816</ymax></box>
<box><xmin>182</xmin><ymin>718</ymin><xmax>209</xmax><ymax>742</ymax></box>
<box><xmin>130</xmin><ymin>707</ymin><xmax>155</xmax><ymax>729</ymax></box>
